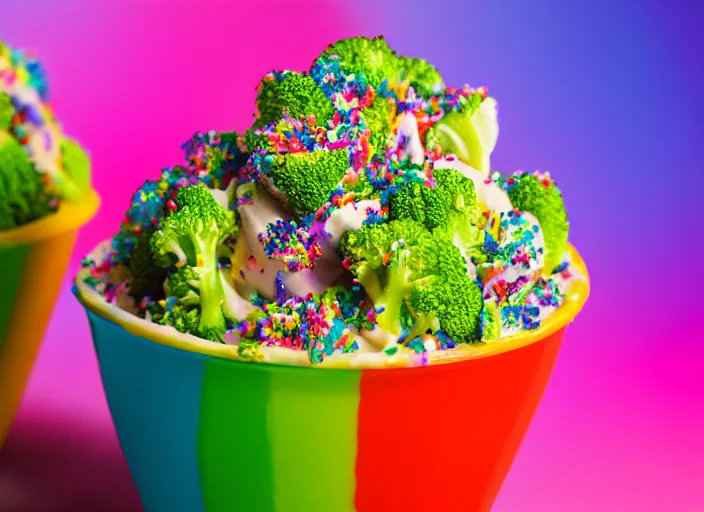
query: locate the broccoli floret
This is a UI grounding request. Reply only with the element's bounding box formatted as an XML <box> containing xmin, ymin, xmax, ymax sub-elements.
<box><xmin>340</xmin><ymin>218</ymin><xmax>432</xmax><ymax>269</ymax></box>
<box><xmin>314</xmin><ymin>37</ymin><xmax>443</xmax><ymax>97</ymax></box>
<box><xmin>240</xmin><ymin>127</ymin><xmax>271</xmax><ymax>154</ymax></box>
<box><xmin>388</xmin><ymin>180</ymin><xmax>451</xmax><ymax>231</ymax></box>
<box><xmin>215</xmin><ymin>131</ymin><xmax>249</xmax><ymax>171</ymax></box>
<box><xmin>362</xmin><ymin>95</ymin><xmax>392</xmax><ymax>135</ymax></box>
<box><xmin>398</xmin><ymin>56</ymin><xmax>445</xmax><ymax>97</ymax></box>
<box><xmin>341</xmin><ymin>218</ymin><xmax>484</xmax><ymax>343</ymax></box>
<box><xmin>434</xmin><ymin>167</ymin><xmax>478</xmax><ymax>213</ymax></box>
<box><xmin>426</xmin><ymin>94</ymin><xmax>498</xmax><ymax>175</ymax></box>
<box><xmin>388</xmin><ymin>166</ymin><xmax>476</xmax><ymax>231</ymax></box>
<box><xmin>147</xmin><ymin>297</ymin><xmax>201</xmax><ymax>336</ymax></box>
<box><xmin>316</xmin><ymin>36</ymin><xmax>401</xmax><ymax>90</ymax></box>
<box><xmin>407</xmin><ymin>238</ymin><xmax>484</xmax><ymax>343</ymax></box>
<box><xmin>150</xmin><ymin>184</ymin><xmax>237</xmax><ymax>342</ymax></box>
<box><xmin>116</xmin><ymin>174</ymin><xmax>180</xmax><ymax>299</ymax></box>
<box><xmin>254</xmin><ymin>71</ymin><xmax>334</xmax><ymax>128</ymax></box>
<box><xmin>0</xmin><ymin>92</ymin><xmax>14</xmax><ymax>130</ymax></box>
<box><xmin>172</xmin><ymin>305</ymin><xmax>201</xmax><ymax>334</ymax></box>
<box><xmin>434</xmin><ymin>211</ymin><xmax>486</xmax><ymax>271</ymax></box>
<box><xmin>0</xmin><ymin>130</ymin><xmax>55</xmax><ymax>230</ymax></box>
<box><xmin>344</xmin><ymin>240</ymin><xmax>415</xmax><ymax>337</ymax></box>
<box><xmin>165</xmin><ymin>266</ymin><xmax>201</xmax><ymax>306</ymax></box>
<box><xmin>389</xmin><ymin>169</ymin><xmax>485</xmax><ymax>276</ymax></box>
<box><xmin>429</xmin><ymin>168</ymin><xmax>486</xmax><ymax>269</ymax></box>
<box><xmin>125</xmin><ymin>229</ymin><xmax>168</xmax><ymax>300</ymax></box>
<box><xmin>268</xmin><ymin>148</ymin><xmax>350</xmax><ymax>217</ymax></box>
<box><xmin>339</xmin><ymin>219</ymin><xmax>439</xmax><ymax>337</ymax></box>
<box><xmin>0</xmin><ymin>80</ymin><xmax>89</xmax><ymax>202</ymax></box>
<box><xmin>504</xmin><ymin>172</ymin><xmax>569</xmax><ymax>273</ymax></box>
<box><xmin>162</xmin><ymin>261</ymin><xmax>254</xmax><ymax>335</ymax></box>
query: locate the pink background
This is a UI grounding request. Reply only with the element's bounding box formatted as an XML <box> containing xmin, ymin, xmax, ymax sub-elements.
<box><xmin>1</xmin><ymin>0</ymin><xmax>703</xmax><ymax>510</ymax></box>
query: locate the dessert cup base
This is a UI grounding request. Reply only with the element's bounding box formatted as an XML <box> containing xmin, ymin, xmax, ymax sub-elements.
<box><xmin>75</xmin><ymin>241</ymin><xmax>588</xmax><ymax>511</ymax></box>
<box><xmin>0</xmin><ymin>190</ymin><xmax>99</xmax><ymax>449</ymax></box>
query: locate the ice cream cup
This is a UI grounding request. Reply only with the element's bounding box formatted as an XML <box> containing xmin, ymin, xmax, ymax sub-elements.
<box><xmin>0</xmin><ymin>190</ymin><xmax>100</xmax><ymax>449</ymax></box>
<box><xmin>74</xmin><ymin>243</ymin><xmax>588</xmax><ymax>512</ymax></box>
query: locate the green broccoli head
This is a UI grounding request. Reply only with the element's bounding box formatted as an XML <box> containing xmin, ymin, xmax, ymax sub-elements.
<box><xmin>164</xmin><ymin>266</ymin><xmax>201</xmax><ymax>306</ymax></box>
<box><xmin>240</xmin><ymin>127</ymin><xmax>271</xmax><ymax>154</ymax></box>
<box><xmin>434</xmin><ymin>210</ymin><xmax>486</xmax><ymax>271</ymax></box>
<box><xmin>151</xmin><ymin>184</ymin><xmax>237</xmax><ymax>267</ymax></box>
<box><xmin>125</xmin><ymin>229</ymin><xmax>168</xmax><ymax>300</ymax></box>
<box><xmin>340</xmin><ymin>218</ymin><xmax>432</xmax><ymax>270</ymax></box>
<box><xmin>314</xmin><ymin>37</ymin><xmax>443</xmax><ymax>97</ymax></box>
<box><xmin>172</xmin><ymin>305</ymin><xmax>201</xmax><ymax>335</ymax></box>
<box><xmin>254</xmin><ymin>71</ymin><xmax>334</xmax><ymax>128</ymax></box>
<box><xmin>505</xmin><ymin>172</ymin><xmax>569</xmax><ymax>273</ymax></box>
<box><xmin>0</xmin><ymin>92</ymin><xmax>14</xmax><ymax>131</ymax></box>
<box><xmin>340</xmin><ymin>218</ymin><xmax>483</xmax><ymax>342</ymax></box>
<box><xmin>388</xmin><ymin>166</ymin><xmax>477</xmax><ymax>231</ymax></box>
<box><xmin>388</xmin><ymin>180</ymin><xmax>451</xmax><ymax>231</ymax></box>
<box><xmin>151</xmin><ymin>184</ymin><xmax>237</xmax><ymax>342</ymax></box>
<box><xmin>434</xmin><ymin>167</ymin><xmax>478</xmax><ymax>213</ymax></box>
<box><xmin>316</xmin><ymin>36</ymin><xmax>401</xmax><ymax>90</ymax></box>
<box><xmin>0</xmin><ymin>130</ymin><xmax>55</xmax><ymax>230</ymax></box>
<box><xmin>398</xmin><ymin>56</ymin><xmax>445</xmax><ymax>97</ymax></box>
<box><xmin>0</xmin><ymin>92</ymin><xmax>90</xmax><ymax>204</ymax></box>
<box><xmin>268</xmin><ymin>148</ymin><xmax>350</xmax><ymax>217</ymax></box>
<box><xmin>147</xmin><ymin>298</ymin><xmax>201</xmax><ymax>336</ymax></box>
<box><xmin>408</xmin><ymin>238</ymin><xmax>484</xmax><ymax>343</ymax></box>
<box><xmin>117</xmin><ymin>174</ymin><xmax>177</xmax><ymax>300</ymax></box>
<box><xmin>340</xmin><ymin>219</ymin><xmax>440</xmax><ymax>338</ymax></box>
<box><xmin>426</xmin><ymin>94</ymin><xmax>498</xmax><ymax>175</ymax></box>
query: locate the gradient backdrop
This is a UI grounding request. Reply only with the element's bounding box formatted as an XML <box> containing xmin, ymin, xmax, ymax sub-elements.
<box><xmin>1</xmin><ymin>0</ymin><xmax>703</xmax><ymax>510</ymax></box>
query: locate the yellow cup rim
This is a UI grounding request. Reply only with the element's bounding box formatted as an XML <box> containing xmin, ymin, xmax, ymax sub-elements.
<box><xmin>0</xmin><ymin>189</ymin><xmax>101</xmax><ymax>246</ymax></box>
<box><xmin>75</xmin><ymin>240</ymin><xmax>589</xmax><ymax>370</ymax></box>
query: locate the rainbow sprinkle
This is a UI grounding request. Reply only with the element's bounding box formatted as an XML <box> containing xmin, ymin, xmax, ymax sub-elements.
<box><xmin>232</xmin><ymin>291</ymin><xmax>371</xmax><ymax>364</ymax></box>
<box><xmin>258</xmin><ymin>219</ymin><xmax>322</xmax><ymax>272</ymax></box>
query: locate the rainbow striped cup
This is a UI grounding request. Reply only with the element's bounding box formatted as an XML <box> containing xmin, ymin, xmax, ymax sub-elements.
<box><xmin>0</xmin><ymin>190</ymin><xmax>99</xmax><ymax>449</ymax></box>
<box><xmin>74</xmin><ymin>245</ymin><xmax>589</xmax><ymax>512</ymax></box>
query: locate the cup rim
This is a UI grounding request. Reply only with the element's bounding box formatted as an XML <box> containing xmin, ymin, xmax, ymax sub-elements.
<box><xmin>0</xmin><ymin>189</ymin><xmax>100</xmax><ymax>246</ymax></box>
<box><xmin>74</xmin><ymin>241</ymin><xmax>589</xmax><ymax>370</ymax></box>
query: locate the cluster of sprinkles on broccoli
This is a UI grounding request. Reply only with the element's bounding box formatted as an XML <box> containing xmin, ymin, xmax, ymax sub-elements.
<box><xmin>0</xmin><ymin>39</ymin><xmax>92</xmax><ymax>230</ymax></box>
<box><xmin>81</xmin><ymin>36</ymin><xmax>575</xmax><ymax>365</ymax></box>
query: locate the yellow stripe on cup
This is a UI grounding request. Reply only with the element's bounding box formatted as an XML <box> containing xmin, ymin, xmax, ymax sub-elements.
<box><xmin>0</xmin><ymin>190</ymin><xmax>99</xmax><ymax>449</ymax></box>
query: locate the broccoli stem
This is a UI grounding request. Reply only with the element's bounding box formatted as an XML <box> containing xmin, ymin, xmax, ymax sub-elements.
<box><xmin>481</xmin><ymin>301</ymin><xmax>502</xmax><ymax>341</ymax></box>
<box><xmin>355</xmin><ymin>265</ymin><xmax>383</xmax><ymax>303</ymax></box>
<box><xmin>400</xmin><ymin>312</ymin><xmax>438</xmax><ymax>346</ymax></box>
<box><xmin>382</xmin><ymin>249</ymin><xmax>410</xmax><ymax>335</ymax></box>
<box><xmin>194</xmin><ymin>229</ymin><xmax>227</xmax><ymax>341</ymax></box>
<box><xmin>361</xmin><ymin>247</ymin><xmax>411</xmax><ymax>338</ymax></box>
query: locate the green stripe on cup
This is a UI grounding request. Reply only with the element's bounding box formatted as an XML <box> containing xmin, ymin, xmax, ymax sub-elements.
<box><xmin>197</xmin><ymin>359</ymin><xmax>361</xmax><ymax>512</ymax></box>
<box><xmin>268</xmin><ymin>366</ymin><xmax>361</xmax><ymax>512</ymax></box>
<box><xmin>0</xmin><ymin>244</ymin><xmax>32</xmax><ymax>351</ymax></box>
<box><xmin>197</xmin><ymin>359</ymin><xmax>275</xmax><ymax>511</ymax></box>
